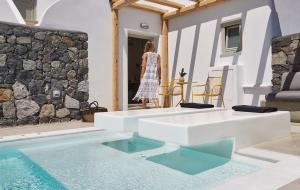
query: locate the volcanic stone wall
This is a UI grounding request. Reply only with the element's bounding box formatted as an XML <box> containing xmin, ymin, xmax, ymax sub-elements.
<box><xmin>0</xmin><ymin>22</ymin><xmax>89</xmax><ymax>127</ymax></box>
<box><xmin>272</xmin><ymin>33</ymin><xmax>300</xmax><ymax>91</ymax></box>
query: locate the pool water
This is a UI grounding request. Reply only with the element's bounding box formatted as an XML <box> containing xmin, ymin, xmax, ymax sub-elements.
<box><xmin>0</xmin><ymin>131</ymin><xmax>260</xmax><ymax>190</ymax></box>
<box><xmin>0</xmin><ymin>149</ymin><xmax>66</xmax><ymax>190</ymax></box>
<box><xmin>102</xmin><ymin>133</ymin><xmax>164</xmax><ymax>153</ymax></box>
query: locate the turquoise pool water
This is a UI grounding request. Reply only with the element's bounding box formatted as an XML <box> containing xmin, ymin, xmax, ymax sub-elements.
<box><xmin>0</xmin><ymin>131</ymin><xmax>259</xmax><ymax>190</ymax></box>
<box><xmin>0</xmin><ymin>149</ymin><xmax>66</xmax><ymax>190</ymax></box>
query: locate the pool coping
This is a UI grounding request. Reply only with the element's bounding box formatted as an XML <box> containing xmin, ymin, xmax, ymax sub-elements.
<box><xmin>0</xmin><ymin>127</ymin><xmax>102</xmax><ymax>143</ymax></box>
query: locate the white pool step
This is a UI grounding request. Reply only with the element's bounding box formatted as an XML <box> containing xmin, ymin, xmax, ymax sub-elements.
<box><xmin>94</xmin><ymin>107</ymin><xmax>223</xmax><ymax>132</ymax></box>
<box><xmin>138</xmin><ymin>110</ymin><xmax>291</xmax><ymax>149</ymax></box>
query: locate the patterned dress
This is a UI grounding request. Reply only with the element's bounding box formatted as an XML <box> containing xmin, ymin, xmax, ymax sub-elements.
<box><xmin>133</xmin><ymin>52</ymin><xmax>160</xmax><ymax>102</ymax></box>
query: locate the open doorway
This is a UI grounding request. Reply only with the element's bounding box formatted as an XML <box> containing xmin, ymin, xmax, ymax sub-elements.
<box><xmin>128</xmin><ymin>36</ymin><xmax>153</xmax><ymax>109</ymax></box>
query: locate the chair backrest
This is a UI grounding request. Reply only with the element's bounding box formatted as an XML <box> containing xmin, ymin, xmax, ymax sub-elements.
<box><xmin>281</xmin><ymin>72</ymin><xmax>300</xmax><ymax>91</ymax></box>
<box><xmin>207</xmin><ymin>76</ymin><xmax>223</xmax><ymax>94</ymax></box>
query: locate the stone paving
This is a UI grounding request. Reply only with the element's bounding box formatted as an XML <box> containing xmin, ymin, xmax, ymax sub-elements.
<box><xmin>0</xmin><ymin>120</ymin><xmax>93</xmax><ymax>137</ymax></box>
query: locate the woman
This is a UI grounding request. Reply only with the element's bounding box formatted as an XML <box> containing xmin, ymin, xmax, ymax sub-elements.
<box><xmin>133</xmin><ymin>41</ymin><xmax>161</xmax><ymax>109</ymax></box>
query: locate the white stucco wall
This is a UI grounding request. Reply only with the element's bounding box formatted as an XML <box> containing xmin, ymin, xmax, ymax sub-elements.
<box><xmin>119</xmin><ymin>7</ymin><xmax>162</xmax><ymax>110</ymax></box>
<box><xmin>40</xmin><ymin>0</ymin><xmax>113</xmax><ymax>110</ymax></box>
<box><xmin>169</xmin><ymin>0</ymin><xmax>278</xmax><ymax>106</ymax></box>
<box><xmin>0</xmin><ymin>0</ymin><xmax>24</xmax><ymax>24</ymax></box>
<box><xmin>274</xmin><ymin>0</ymin><xmax>300</xmax><ymax>36</ymax></box>
<box><xmin>36</xmin><ymin>0</ymin><xmax>59</xmax><ymax>23</ymax></box>
<box><xmin>40</xmin><ymin>3</ymin><xmax>163</xmax><ymax>110</ymax></box>
<box><xmin>1</xmin><ymin>0</ymin><xmax>285</xmax><ymax>109</ymax></box>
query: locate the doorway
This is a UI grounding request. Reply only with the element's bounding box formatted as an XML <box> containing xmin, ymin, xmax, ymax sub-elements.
<box><xmin>127</xmin><ymin>36</ymin><xmax>152</xmax><ymax>108</ymax></box>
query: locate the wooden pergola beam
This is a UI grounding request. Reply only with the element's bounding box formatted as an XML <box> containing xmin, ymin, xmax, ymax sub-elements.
<box><xmin>162</xmin><ymin>18</ymin><xmax>170</xmax><ymax>107</ymax></box>
<box><xmin>163</xmin><ymin>0</ymin><xmax>224</xmax><ymax>20</ymax></box>
<box><xmin>112</xmin><ymin>9</ymin><xmax>120</xmax><ymax>111</ymax></box>
<box><xmin>130</xmin><ymin>3</ymin><xmax>168</xmax><ymax>14</ymax></box>
<box><xmin>146</xmin><ymin>0</ymin><xmax>185</xmax><ymax>9</ymax></box>
<box><xmin>113</xmin><ymin>0</ymin><xmax>139</xmax><ymax>10</ymax></box>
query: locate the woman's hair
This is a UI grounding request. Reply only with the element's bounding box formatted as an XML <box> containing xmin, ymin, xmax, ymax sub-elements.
<box><xmin>144</xmin><ymin>41</ymin><xmax>155</xmax><ymax>53</ymax></box>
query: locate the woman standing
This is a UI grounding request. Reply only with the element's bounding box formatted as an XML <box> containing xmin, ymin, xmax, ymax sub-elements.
<box><xmin>133</xmin><ymin>41</ymin><xmax>161</xmax><ymax>109</ymax></box>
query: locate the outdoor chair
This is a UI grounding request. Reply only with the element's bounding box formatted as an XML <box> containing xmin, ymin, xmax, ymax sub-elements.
<box><xmin>191</xmin><ymin>76</ymin><xmax>225</xmax><ymax>108</ymax></box>
<box><xmin>265</xmin><ymin>72</ymin><xmax>300</xmax><ymax>122</ymax></box>
<box><xmin>159</xmin><ymin>79</ymin><xmax>182</xmax><ymax>107</ymax></box>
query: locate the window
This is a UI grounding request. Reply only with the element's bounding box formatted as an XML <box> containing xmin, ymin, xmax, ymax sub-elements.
<box><xmin>13</xmin><ymin>0</ymin><xmax>37</xmax><ymax>24</ymax></box>
<box><xmin>221</xmin><ymin>20</ymin><xmax>242</xmax><ymax>55</ymax></box>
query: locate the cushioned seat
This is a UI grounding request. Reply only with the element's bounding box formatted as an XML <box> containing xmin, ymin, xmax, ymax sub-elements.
<box><xmin>266</xmin><ymin>91</ymin><xmax>300</xmax><ymax>102</ymax></box>
<box><xmin>180</xmin><ymin>103</ymin><xmax>214</xmax><ymax>109</ymax></box>
<box><xmin>266</xmin><ymin>72</ymin><xmax>300</xmax><ymax>102</ymax></box>
<box><xmin>266</xmin><ymin>72</ymin><xmax>300</xmax><ymax>122</ymax></box>
<box><xmin>232</xmin><ymin>105</ymin><xmax>278</xmax><ymax>113</ymax></box>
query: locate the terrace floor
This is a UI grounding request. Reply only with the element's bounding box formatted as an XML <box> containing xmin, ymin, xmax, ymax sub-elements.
<box><xmin>0</xmin><ymin>120</ymin><xmax>93</xmax><ymax>138</ymax></box>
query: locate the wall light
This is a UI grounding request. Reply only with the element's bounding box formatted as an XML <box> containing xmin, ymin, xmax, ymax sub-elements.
<box><xmin>140</xmin><ymin>23</ymin><xmax>149</xmax><ymax>29</ymax></box>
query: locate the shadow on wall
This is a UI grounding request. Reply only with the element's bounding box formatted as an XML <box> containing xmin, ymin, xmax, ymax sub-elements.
<box><xmin>293</xmin><ymin>46</ymin><xmax>300</xmax><ymax>72</ymax></box>
<box><xmin>169</xmin><ymin>0</ymin><xmax>281</xmax><ymax>106</ymax></box>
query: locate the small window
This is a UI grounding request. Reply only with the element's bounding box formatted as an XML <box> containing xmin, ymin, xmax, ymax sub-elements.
<box><xmin>222</xmin><ymin>20</ymin><xmax>242</xmax><ymax>55</ymax></box>
<box><xmin>13</xmin><ymin>0</ymin><xmax>37</xmax><ymax>25</ymax></box>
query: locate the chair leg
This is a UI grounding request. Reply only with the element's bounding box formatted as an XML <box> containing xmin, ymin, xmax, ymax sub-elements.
<box><xmin>192</xmin><ymin>95</ymin><xmax>194</xmax><ymax>103</ymax></box>
<box><xmin>202</xmin><ymin>96</ymin><xmax>205</xmax><ymax>104</ymax></box>
<box><xmin>221</xmin><ymin>95</ymin><xmax>225</xmax><ymax>108</ymax></box>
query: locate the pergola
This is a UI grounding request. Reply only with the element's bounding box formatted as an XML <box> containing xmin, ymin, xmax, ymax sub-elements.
<box><xmin>110</xmin><ymin>0</ymin><xmax>223</xmax><ymax>110</ymax></box>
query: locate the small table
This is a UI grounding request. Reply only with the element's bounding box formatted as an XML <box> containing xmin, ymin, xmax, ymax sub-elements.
<box><xmin>175</xmin><ymin>81</ymin><xmax>196</xmax><ymax>107</ymax></box>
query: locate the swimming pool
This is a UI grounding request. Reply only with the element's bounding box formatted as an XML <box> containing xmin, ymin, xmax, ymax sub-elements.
<box><xmin>0</xmin><ymin>131</ymin><xmax>260</xmax><ymax>190</ymax></box>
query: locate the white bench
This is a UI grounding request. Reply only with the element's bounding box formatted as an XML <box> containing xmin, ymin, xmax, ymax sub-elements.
<box><xmin>94</xmin><ymin>107</ymin><xmax>223</xmax><ymax>132</ymax></box>
<box><xmin>138</xmin><ymin>110</ymin><xmax>291</xmax><ymax>149</ymax></box>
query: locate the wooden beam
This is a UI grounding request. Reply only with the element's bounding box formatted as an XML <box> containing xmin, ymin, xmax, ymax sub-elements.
<box><xmin>163</xmin><ymin>0</ymin><xmax>224</xmax><ymax>20</ymax></box>
<box><xmin>162</xmin><ymin>18</ymin><xmax>170</xmax><ymax>107</ymax></box>
<box><xmin>129</xmin><ymin>3</ymin><xmax>168</xmax><ymax>14</ymax></box>
<box><xmin>146</xmin><ymin>0</ymin><xmax>185</xmax><ymax>9</ymax></box>
<box><xmin>113</xmin><ymin>0</ymin><xmax>139</xmax><ymax>10</ymax></box>
<box><xmin>112</xmin><ymin>9</ymin><xmax>120</xmax><ymax>111</ymax></box>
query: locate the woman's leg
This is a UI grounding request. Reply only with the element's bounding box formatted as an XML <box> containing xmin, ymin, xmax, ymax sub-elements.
<box><xmin>142</xmin><ymin>98</ymin><xmax>147</xmax><ymax>109</ymax></box>
<box><xmin>153</xmin><ymin>99</ymin><xmax>160</xmax><ymax>108</ymax></box>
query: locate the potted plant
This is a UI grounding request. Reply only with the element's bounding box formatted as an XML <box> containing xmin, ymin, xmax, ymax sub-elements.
<box><xmin>179</xmin><ymin>68</ymin><xmax>187</xmax><ymax>83</ymax></box>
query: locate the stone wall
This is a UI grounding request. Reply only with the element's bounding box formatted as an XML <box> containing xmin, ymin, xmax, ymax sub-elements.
<box><xmin>272</xmin><ymin>33</ymin><xmax>300</xmax><ymax>91</ymax></box>
<box><xmin>0</xmin><ymin>22</ymin><xmax>89</xmax><ymax>127</ymax></box>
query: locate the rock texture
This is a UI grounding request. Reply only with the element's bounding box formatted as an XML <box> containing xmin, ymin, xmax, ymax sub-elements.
<box><xmin>12</xmin><ymin>81</ymin><xmax>29</xmax><ymax>100</ymax></box>
<box><xmin>39</xmin><ymin>104</ymin><xmax>55</xmax><ymax>118</ymax></box>
<box><xmin>0</xmin><ymin>22</ymin><xmax>89</xmax><ymax>127</ymax></box>
<box><xmin>272</xmin><ymin>34</ymin><xmax>300</xmax><ymax>91</ymax></box>
<box><xmin>0</xmin><ymin>88</ymin><xmax>13</xmax><ymax>101</ymax></box>
<box><xmin>56</xmin><ymin>108</ymin><xmax>70</xmax><ymax>118</ymax></box>
<box><xmin>15</xmin><ymin>99</ymin><xmax>40</xmax><ymax>120</ymax></box>
<box><xmin>65</xmin><ymin>95</ymin><xmax>80</xmax><ymax>109</ymax></box>
<box><xmin>3</xmin><ymin>101</ymin><xmax>15</xmax><ymax>119</ymax></box>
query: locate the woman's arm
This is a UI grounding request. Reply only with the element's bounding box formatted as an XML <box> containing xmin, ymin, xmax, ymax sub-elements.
<box><xmin>157</xmin><ymin>54</ymin><xmax>161</xmax><ymax>83</ymax></box>
<box><xmin>140</xmin><ymin>53</ymin><xmax>147</xmax><ymax>79</ymax></box>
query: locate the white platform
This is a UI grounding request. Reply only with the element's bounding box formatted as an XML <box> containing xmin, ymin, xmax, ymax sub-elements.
<box><xmin>94</xmin><ymin>107</ymin><xmax>223</xmax><ymax>132</ymax></box>
<box><xmin>138</xmin><ymin>110</ymin><xmax>291</xmax><ymax>149</ymax></box>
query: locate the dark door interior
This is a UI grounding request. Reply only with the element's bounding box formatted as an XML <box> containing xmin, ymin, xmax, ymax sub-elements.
<box><xmin>128</xmin><ymin>37</ymin><xmax>149</xmax><ymax>104</ymax></box>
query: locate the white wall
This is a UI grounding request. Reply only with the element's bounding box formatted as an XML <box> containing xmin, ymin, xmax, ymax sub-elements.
<box><xmin>119</xmin><ymin>7</ymin><xmax>162</xmax><ymax>110</ymax></box>
<box><xmin>0</xmin><ymin>0</ymin><xmax>24</xmax><ymax>24</ymax></box>
<box><xmin>169</xmin><ymin>0</ymin><xmax>278</xmax><ymax>106</ymax></box>
<box><xmin>36</xmin><ymin>0</ymin><xmax>59</xmax><ymax>23</ymax></box>
<box><xmin>274</xmin><ymin>0</ymin><xmax>300</xmax><ymax>36</ymax></box>
<box><xmin>40</xmin><ymin>0</ymin><xmax>113</xmax><ymax>110</ymax></box>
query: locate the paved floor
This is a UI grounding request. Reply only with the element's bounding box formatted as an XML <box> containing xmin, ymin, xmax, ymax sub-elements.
<box><xmin>255</xmin><ymin>132</ymin><xmax>300</xmax><ymax>190</ymax></box>
<box><xmin>0</xmin><ymin>121</ymin><xmax>93</xmax><ymax>137</ymax></box>
<box><xmin>279</xmin><ymin>179</ymin><xmax>300</xmax><ymax>190</ymax></box>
